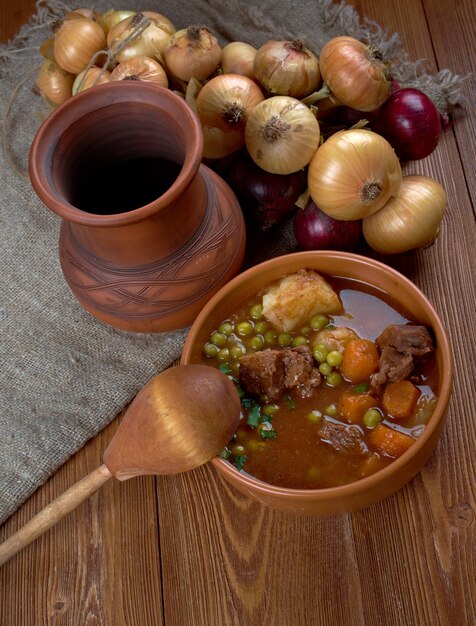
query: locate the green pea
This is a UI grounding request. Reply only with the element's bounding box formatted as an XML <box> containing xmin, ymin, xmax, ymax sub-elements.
<box><xmin>310</xmin><ymin>314</ymin><xmax>329</xmax><ymax>330</ymax></box>
<box><xmin>363</xmin><ymin>409</ymin><xmax>382</xmax><ymax>428</ymax></box>
<box><xmin>218</xmin><ymin>321</ymin><xmax>234</xmax><ymax>335</ymax></box>
<box><xmin>230</xmin><ymin>344</ymin><xmax>245</xmax><ymax>359</ymax></box>
<box><xmin>300</xmin><ymin>325</ymin><xmax>312</xmax><ymax>336</ymax></box>
<box><xmin>319</xmin><ymin>362</ymin><xmax>332</xmax><ymax>376</ymax></box>
<box><xmin>254</xmin><ymin>321</ymin><xmax>269</xmax><ymax>334</ymax></box>
<box><xmin>278</xmin><ymin>333</ymin><xmax>293</xmax><ymax>347</ymax></box>
<box><xmin>210</xmin><ymin>331</ymin><xmax>227</xmax><ymax>347</ymax></box>
<box><xmin>237</xmin><ymin>321</ymin><xmax>253</xmax><ymax>336</ymax></box>
<box><xmin>250</xmin><ymin>303</ymin><xmax>263</xmax><ymax>319</ymax></box>
<box><xmin>230</xmin><ymin>361</ymin><xmax>240</xmax><ymax>375</ymax></box>
<box><xmin>250</xmin><ymin>335</ymin><xmax>265</xmax><ymax>350</ymax></box>
<box><xmin>264</xmin><ymin>330</ymin><xmax>277</xmax><ymax>345</ymax></box>
<box><xmin>326</xmin><ymin>350</ymin><xmax>343</xmax><ymax>367</ymax></box>
<box><xmin>307</xmin><ymin>410</ymin><xmax>322</xmax><ymax>423</ymax></box>
<box><xmin>203</xmin><ymin>343</ymin><xmax>219</xmax><ymax>357</ymax></box>
<box><xmin>326</xmin><ymin>371</ymin><xmax>343</xmax><ymax>387</ymax></box>
<box><xmin>313</xmin><ymin>344</ymin><xmax>329</xmax><ymax>363</ymax></box>
<box><xmin>262</xmin><ymin>404</ymin><xmax>279</xmax><ymax>416</ymax></box>
<box><xmin>293</xmin><ymin>335</ymin><xmax>308</xmax><ymax>347</ymax></box>
<box><xmin>217</xmin><ymin>347</ymin><xmax>230</xmax><ymax>361</ymax></box>
<box><xmin>325</xmin><ymin>403</ymin><xmax>337</xmax><ymax>416</ymax></box>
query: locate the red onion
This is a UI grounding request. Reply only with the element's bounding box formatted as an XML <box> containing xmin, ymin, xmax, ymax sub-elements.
<box><xmin>226</xmin><ymin>152</ymin><xmax>307</xmax><ymax>230</ymax></box>
<box><xmin>371</xmin><ymin>87</ymin><xmax>442</xmax><ymax>160</ymax></box>
<box><xmin>293</xmin><ymin>199</ymin><xmax>362</xmax><ymax>251</ymax></box>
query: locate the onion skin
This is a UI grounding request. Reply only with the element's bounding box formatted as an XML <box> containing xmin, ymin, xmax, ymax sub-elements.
<box><xmin>294</xmin><ymin>199</ymin><xmax>362</xmax><ymax>251</ymax></box>
<box><xmin>245</xmin><ymin>95</ymin><xmax>320</xmax><ymax>175</ymax></box>
<box><xmin>220</xmin><ymin>42</ymin><xmax>257</xmax><ymax>78</ymax></box>
<box><xmin>72</xmin><ymin>66</ymin><xmax>111</xmax><ymax>94</ymax></box>
<box><xmin>253</xmin><ymin>39</ymin><xmax>321</xmax><ymax>98</ymax></box>
<box><xmin>196</xmin><ymin>74</ymin><xmax>265</xmax><ymax>159</ymax></box>
<box><xmin>319</xmin><ymin>36</ymin><xmax>391</xmax><ymax>112</ymax></box>
<box><xmin>53</xmin><ymin>18</ymin><xmax>106</xmax><ymax>74</ymax></box>
<box><xmin>362</xmin><ymin>174</ymin><xmax>447</xmax><ymax>254</ymax></box>
<box><xmin>107</xmin><ymin>12</ymin><xmax>174</xmax><ymax>63</ymax></box>
<box><xmin>371</xmin><ymin>88</ymin><xmax>442</xmax><ymax>160</ymax></box>
<box><xmin>110</xmin><ymin>56</ymin><xmax>168</xmax><ymax>88</ymax></box>
<box><xmin>36</xmin><ymin>60</ymin><xmax>75</xmax><ymax>105</ymax></box>
<box><xmin>307</xmin><ymin>129</ymin><xmax>402</xmax><ymax>220</ymax></box>
<box><xmin>164</xmin><ymin>25</ymin><xmax>221</xmax><ymax>82</ymax></box>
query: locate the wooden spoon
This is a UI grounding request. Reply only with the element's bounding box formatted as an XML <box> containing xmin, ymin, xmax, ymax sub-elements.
<box><xmin>0</xmin><ymin>364</ymin><xmax>241</xmax><ymax>566</ymax></box>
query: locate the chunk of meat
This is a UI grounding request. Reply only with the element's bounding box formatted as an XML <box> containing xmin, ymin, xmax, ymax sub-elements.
<box><xmin>262</xmin><ymin>269</ymin><xmax>342</xmax><ymax>332</ymax></box>
<box><xmin>239</xmin><ymin>346</ymin><xmax>321</xmax><ymax>401</ymax></box>
<box><xmin>318</xmin><ymin>419</ymin><xmax>368</xmax><ymax>457</ymax></box>
<box><xmin>371</xmin><ymin>324</ymin><xmax>434</xmax><ymax>388</ymax></box>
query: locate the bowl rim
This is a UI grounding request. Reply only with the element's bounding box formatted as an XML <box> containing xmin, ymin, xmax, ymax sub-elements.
<box><xmin>181</xmin><ymin>250</ymin><xmax>454</xmax><ymax>501</ymax></box>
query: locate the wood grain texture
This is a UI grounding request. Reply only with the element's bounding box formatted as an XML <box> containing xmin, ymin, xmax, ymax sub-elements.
<box><xmin>1</xmin><ymin>1</ymin><xmax>475</xmax><ymax>625</ymax></box>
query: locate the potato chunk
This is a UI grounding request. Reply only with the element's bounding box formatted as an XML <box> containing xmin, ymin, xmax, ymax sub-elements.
<box><xmin>262</xmin><ymin>270</ymin><xmax>342</xmax><ymax>332</ymax></box>
<box><xmin>310</xmin><ymin>326</ymin><xmax>360</xmax><ymax>351</ymax></box>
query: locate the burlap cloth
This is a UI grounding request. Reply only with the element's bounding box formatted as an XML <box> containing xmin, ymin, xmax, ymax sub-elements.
<box><xmin>0</xmin><ymin>0</ymin><xmax>467</xmax><ymax>525</ymax></box>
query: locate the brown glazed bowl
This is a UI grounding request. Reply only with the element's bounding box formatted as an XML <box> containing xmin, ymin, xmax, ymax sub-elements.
<box><xmin>181</xmin><ymin>251</ymin><xmax>454</xmax><ymax>515</ymax></box>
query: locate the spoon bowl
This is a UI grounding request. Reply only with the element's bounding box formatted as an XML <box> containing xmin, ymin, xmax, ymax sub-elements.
<box><xmin>0</xmin><ymin>364</ymin><xmax>241</xmax><ymax>566</ymax></box>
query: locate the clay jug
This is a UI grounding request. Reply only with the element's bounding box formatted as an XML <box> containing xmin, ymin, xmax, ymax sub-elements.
<box><xmin>29</xmin><ymin>82</ymin><xmax>246</xmax><ymax>332</ymax></box>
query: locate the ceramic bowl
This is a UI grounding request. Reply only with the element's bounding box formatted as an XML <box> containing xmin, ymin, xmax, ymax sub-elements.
<box><xmin>181</xmin><ymin>251</ymin><xmax>453</xmax><ymax>515</ymax></box>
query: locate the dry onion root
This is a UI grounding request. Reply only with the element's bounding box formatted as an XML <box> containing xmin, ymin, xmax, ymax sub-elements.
<box><xmin>245</xmin><ymin>95</ymin><xmax>320</xmax><ymax>175</ymax></box>
<box><xmin>362</xmin><ymin>175</ymin><xmax>447</xmax><ymax>254</ymax></box>
<box><xmin>307</xmin><ymin>128</ymin><xmax>402</xmax><ymax>220</ymax></box>
<box><xmin>196</xmin><ymin>74</ymin><xmax>265</xmax><ymax>158</ymax></box>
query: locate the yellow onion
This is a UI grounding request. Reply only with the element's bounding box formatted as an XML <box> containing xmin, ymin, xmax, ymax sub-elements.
<box><xmin>98</xmin><ymin>9</ymin><xmax>136</xmax><ymax>35</ymax></box>
<box><xmin>308</xmin><ymin>129</ymin><xmax>402</xmax><ymax>220</ymax></box>
<box><xmin>245</xmin><ymin>96</ymin><xmax>320</xmax><ymax>174</ymax></box>
<box><xmin>36</xmin><ymin>60</ymin><xmax>75</xmax><ymax>105</ymax></box>
<box><xmin>220</xmin><ymin>41</ymin><xmax>257</xmax><ymax>78</ymax></box>
<box><xmin>164</xmin><ymin>25</ymin><xmax>221</xmax><ymax>82</ymax></box>
<box><xmin>39</xmin><ymin>37</ymin><xmax>55</xmax><ymax>61</ymax></box>
<box><xmin>53</xmin><ymin>18</ymin><xmax>106</xmax><ymax>74</ymax></box>
<box><xmin>110</xmin><ymin>56</ymin><xmax>168</xmax><ymax>88</ymax></box>
<box><xmin>363</xmin><ymin>175</ymin><xmax>447</xmax><ymax>254</ymax></box>
<box><xmin>72</xmin><ymin>66</ymin><xmax>111</xmax><ymax>94</ymax></box>
<box><xmin>107</xmin><ymin>12</ymin><xmax>175</xmax><ymax>63</ymax></box>
<box><xmin>319</xmin><ymin>36</ymin><xmax>391</xmax><ymax>112</ymax></box>
<box><xmin>196</xmin><ymin>74</ymin><xmax>265</xmax><ymax>159</ymax></box>
<box><xmin>65</xmin><ymin>7</ymin><xmax>100</xmax><ymax>21</ymax></box>
<box><xmin>253</xmin><ymin>39</ymin><xmax>320</xmax><ymax>98</ymax></box>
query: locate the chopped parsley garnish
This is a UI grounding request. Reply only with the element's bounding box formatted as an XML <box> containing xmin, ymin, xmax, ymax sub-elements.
<box><xmin>247</xmin><ymin>404</ymin><xmax>261</xmax><ymax>427</ymax></box>
<box><xmin>234</xmin><ymin>455</ymin><xmax>248</xmax><ymax>471</ymax></box>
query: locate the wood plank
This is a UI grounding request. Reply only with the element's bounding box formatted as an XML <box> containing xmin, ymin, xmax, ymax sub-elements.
<box><xmin>0</xmin><ymin>418</ymin><xmax>165</xmax><ymax>626</ymax></box>
<box><xmin>0</xmin><ymin>0</ymin><xmax>35</xmax><ymax>44</ymax></box>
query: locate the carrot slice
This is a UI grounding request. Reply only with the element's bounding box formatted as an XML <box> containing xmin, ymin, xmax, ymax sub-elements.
<box><xmin>368</xmin><ymin>423</ymin><xmax>415</xmax><ymax>458</ymax></box>
<box><xmin>339</xmin><ymin>393</ymin><xmax>377</xmax><ymax>424</ymax></box>
<box><xmin>339</xmin><ymin>339</ymin><xmax>380</xmax><ymax>383</ymax></box>
<box><xmin>382</xmin><ymin>380</ymin><xmax>421</xmax><ymax>421</ymax></box>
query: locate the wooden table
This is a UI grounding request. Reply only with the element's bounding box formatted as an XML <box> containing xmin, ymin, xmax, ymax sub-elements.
<box><xmin>1</xmin><ymin>1</ymin><xmax>475</xmax><ymax>624</ymax></box>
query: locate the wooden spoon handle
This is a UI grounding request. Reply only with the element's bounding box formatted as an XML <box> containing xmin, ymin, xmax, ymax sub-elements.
<box><xmin>0</xmin><ymin>464</ymin><xmax>112</xmax><ymax>567</ymax></box>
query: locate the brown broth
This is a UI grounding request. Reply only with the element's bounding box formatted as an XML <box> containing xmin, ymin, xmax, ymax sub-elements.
<box><xmin>201</xmin><ymin>275</ymin><xmax>439</xmax><ymax>489</ymax></box>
